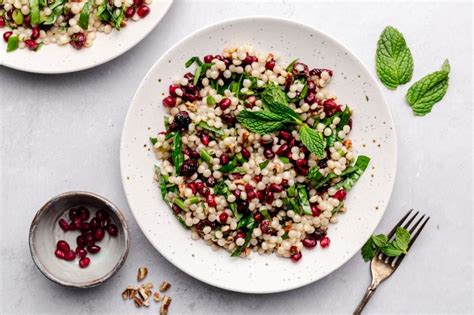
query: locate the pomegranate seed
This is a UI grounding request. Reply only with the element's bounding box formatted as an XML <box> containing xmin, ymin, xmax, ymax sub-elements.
<box><xmin>241</xmin><ymin>148</ymin><xmax>251</xmax><ymax>159</ymax></box>
<box><xmin>0</xmin><ymin>16</ymin><xmax>5</xmax><ymax>28</ymax></box>
<box><xmin>69</xmin><ymin>208</ymin><xmax>79</xmax><ymax>220</ymax></box>
<box><xmin>72</xmin><ymin>217</ymin><xmax>82</xmax><ymax>230</ymax></box>
<box><xmin>200</xmin><ymin>133</ymin><xmax>210</xmax><ymax>145</ymax></box>
<box><xmin>256</xmin><ymin>190</ymin><xmax>265</xmax><ymax>201</ymax></box>
<box><xmin>57</xmin><ymin>240</ymin><xmax>70</xmax><ymax>253</ymax></box>
<box><xmin>137</xmin><ymin>5</ymin><xmax>150</xmax><ymax>18</ymax></box>
<box><xmin>6</xmin><ymin>9</ymin><xmax>13</xmax><ymax>20</ymax></box>
<box><xmin>64</xmin><ymin>251</ymin><xmax>76</xmax><ymax>261</ymax></box>
<box><xmin>107</xmin><ymin>224</ymin><xmax>118</xmax><ymax>236</ymax></box>
<box><xmin>278</xmin><ymin>130</ymin><xmax>292</xmax><ymax>141</ymax></box>
<box><xmin>3</xmin><ymin>31</ymin><xmax>12</xmax><ymax>42</ymax></box>
<box><xmin>247</xmin><ymin>190</ymin><xmax>256</xmax><ymax>200</ymax></box>
<box><xmin>302</xmin><ymin>238</ymin><xmax>317</xmax><ymax>248</ymax></box>
<box><xmin>90</xmin><ymin>218</ymin><xmax>99</xmax><ymax>230</ymax></box>
<box><xmin>96</xmin><ymin>209</ymin><xmax>109</xmax><ymax>220</ymax></box>
<box><xmin>296</xmin><ymin>159</ymin><xmax>308</xmax><ymax>168</ymax></box>
<box><xmin>198</xmin><ymin>185</ymin><xmax>210</xmax><ymax>197</ymax></box>
<box><xmin>183</xmin><ymin>72</ymin><xmax>194</xmax><ymax>81</ymax></box>
<box><xmin>219</xmin><ymin>98</ymin><xmax>231</xmax><ymax>110</ymax></box>
<box><xmin>253</xmin><ymin>213</ymin><xmax>263</xmax><ymax>222</ymax></box>
<box><xmin>162</xmin><ymin>96</ymin><xmax>176</xmax><ymax>108</ymax></box>
<box><xmin>221</xmin><ymin>113</ymin><xmax>236</xmax><ymax>125</ymax></box>
<box><xmin>31</xmin><ymin>26</ymin><xmax>40</xmax><ymax>40</ymax></box>
<box><xmin>313</xmin><ymin>230</ymin><xmax>326</xmax><ymax>241</ymax></box>
<box><xmin>265</xmin><ymin>191</ymin><xmax>274</xmax><ymax>204</ymax></box>
<box><xmin>242</xmin><ymin>55</ymin><xmax>257</xmax><ymax>65</ymax></box>
<box><xmin>220</xmin><ymin>153</ymin><xmax>230</xmax><ymax>165</ymax></box>
<box><xmin>87</xmin><ymin>245</ymin><xmax>101</xmax><ymax>254</ymax></box>
<box><xmin>70</xmin><ymin>32</ymin><xmax>86</xmax><ymax>49</ymax></box>
<box><xmin>171</xmin><ymin>204</ymin><xmax>181</xmax><ymax>214</ymax></box>
<box><xmin>265</xmin><ymin>59</ymin><xmax>275</xmax><ymax>70</ymax></box>
<box><xmin>232</xmin><ymin>189</ymin><xmax>241</xmax><ymax>198</ymax></box>
<box><xmin>169</xmin><ymin>84</ymin><xmax>181</xmax><ymax>96</ymax></box>
<box><xmin>94</xmin><ymin>228</ymin><xmax>105</xmax><ymax>241</ymax></box>
<box><xmin>80</xmin><ymin>221</ymin><xmax>90</xmax><ymax>231</ymax></box>
<box><xmin>235</xmin><ymin>231</ymin><xmax>246</xmax><ymax>239</ymax></box>
<box><xmin>76</xmin><ymin>247</ymin><xmax>87</xmax><ymax>258</ymax></box>
<box><xmin>244</xmin><ymin>184</ymin><xmax>253</xmax><ymax>192</ymax></box>
<box><xmin>133</xmin><ymin>0</ymin><xmax>143</xmax><ymax>5</ymax></box>
<box><xmin>311</xmin><ymin>204</ymin><xmax>321</xmax><ymax>217</ymax></box>
<box><xmin>124</xmin><ymin>6</ymin><xmax>135</xmax><ymax>18</ymax></box>
<box><xmin>76</xmin><ymin>235</ymin><xmax>86</xmax><ymax>247</ymax></box>
<box><xmin>207</xmin><ymin>176</ymin><xmax>217</xmax><ymax>187</ymax></box>
<box><xmin>281</xmin><ymin>179</ymin><xmax>288</xmax><ymax>186</ymax></box>
<box><xmin>269</xmin><ymin>183</ymin><xmax>283</xmax><ymax>193</ymax></box>
<box><xmin>264</xmin><ymin>148</ymin><xmax>275</xmax><ymax>159</ymax></box>
<box><xmin>206</xmin><ymin>194</ymin><xmax>217</xmax><ymax>207</ymax></box>
<box><xmin>55</xmin><ymin>249</ymin><xmax>65</xmax><ymax>259</ymax></box>
<box><xmin>253</xmin><ymin>175</ymin><xmax>262</xmax><ymax>182</ymax></box>
<box><xmin>290</xmin><ymin>245</ymin><xmax>298</xmax><ymax>254</ymax></box>
<box><xmin>245</xmin><ymin>95</ymin><xmax>257</xmax><ymax>108</ymax></box>
<box><xmin>320</xmin><ymin>236</ymin><xmax>330</xmax><ymax>248</ymax></box>
<box><xmin>23</xmin><ymin>14</ymin><xmax>30</xmax><ymax>26</ymax></box>
<box><xmin>305</xmin><ymin>92</ymin><xmax>316</xmax><ymax>105</ymax></box>
<box><xmin>79</xmin><ymin>257</ymin><xmax>91</xmax><ymax>268</ymax></box>
<box><xmin>308</xmin><ymin>80</ymin><xmax>316</xmax><ymax>91</ymax></box>
<box><xmin>58</xmin><ymin>219</ymin><xmax>69</xmax><ymax>231</ymax></box>
<box><xmin>85</xmin><ymin>234</ymin><xmax>95</xmax><ymax>246</ymax></box>
<box><xmin>203</xmin><ymin>54</ymin><xmax>214</xmax><ymax>63</ymax></box>
<box><xmin>334</xmin><ymin>189</ymin><xmax>347</xmax><ymax>201</ymax></box>
<box><xmin>323</xmin><ymin>99</ymin><xmax>341</xmax><ymax>116</ymax></box>
<box><xmin>78</xmin><ymin>207</ymin><xmax>90</xmax><ymax>221</ymax></box>
<box><xmin>219</xmin><ymin>212</ymin><xmax>228</xmax><ymax>224</ymax></box>
<box><xmin>276</xmin><ymin>144</ymin><xmax>289</xmax><ymax>156</ymax></box>
<box><xmin>99</xmin><ymin>217</ymin><xmax>110</xmax><ymax>229</ymax></box>
<box><xmin>290</xmin><ymin>252</ymin><xmax>302</xmax><ymax>262</ymax></box>
<box><xmin>260</xmin><ymin>220</ymin><xmax>271</xmax><ymax>234</ymax></box>
<box><xmin>187</xmin><ymin>182</ymin><xmax>197</xmax><ymax>194</ymax></box>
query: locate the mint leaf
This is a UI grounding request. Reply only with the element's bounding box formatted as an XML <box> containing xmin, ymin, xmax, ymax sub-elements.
<box><xmin>196</xmin><ymin>121</ymin><xmax>224</xmax><ymax>137</ymax></box>
<box><xmin>237</xmin><ymin>110</ymin><xmax>292</xmax><ymax>134</ymax></box>
<box><xmin>361</xmin><ymin>238</ymin><xmax>376</xmax><ymax>262</ymax></box>
<box><xmin>405</xmin><ymin>59</ymin><xmax>450</xmax><ymax>116</ymax></box>
<box><xmin>392</xmin><ymin>227</ymin><xmax>411</xmax><ymax>252</ymax></box>
<box><xmin>261</xmin><ymin>83</ymin><xmax>301</xmax><ymax>121</ymax></box>
<box><xmin>372</xmin><ymin>234</ymin><xmax>388</xmax><ymax>248</ymax></box>
<box><xmin>381</xmin><ymin>243</ymin><xmax>405</xmax><ymax>257</ymax></box>
<box><xmin>376</xmin><ymin>26</ymin><xmax>414</xmax><ymax>90</ymax></box>
<box><xmin>299</xmin><ymin>125</ymin><xmax>324</xmax><ymax>158</ymax></box>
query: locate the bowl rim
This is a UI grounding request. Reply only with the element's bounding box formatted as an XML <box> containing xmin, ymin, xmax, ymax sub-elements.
<box><xmin>29</xmin><ymin>191</ymin><xmax>131</xmax><ymax>288</ymax></box>
<box><xmin>120</xmin><ymin>15</ymin><xmax>398</xmax><ymax>293</ymax></box>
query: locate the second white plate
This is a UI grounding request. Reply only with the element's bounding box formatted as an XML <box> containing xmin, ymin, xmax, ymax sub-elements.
<box><xmin>121</xmin><ymin>17</ymin><xmax>397</xmax><ymax>293</ymax></box>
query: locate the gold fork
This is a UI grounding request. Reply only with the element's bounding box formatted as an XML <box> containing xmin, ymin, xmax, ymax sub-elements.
<box><xmin>353</xmin><ymin>210</ymin><xmax>430</xmax><ymax>314</ymax></box>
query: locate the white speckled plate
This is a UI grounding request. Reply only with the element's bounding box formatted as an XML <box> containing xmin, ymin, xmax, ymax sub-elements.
<box><xmin>121</xmin><ymin>17</ymin><xmax>397</xmax><ymax>294</ymax></box>
<box><xmin>0</xmin><ymin>0</ymin><xmax>173</xmax><ymax>74</ymax></box>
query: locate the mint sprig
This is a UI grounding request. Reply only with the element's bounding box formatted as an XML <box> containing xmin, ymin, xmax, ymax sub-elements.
<box><xmin>376</xmin><ymin>26</ymin><xmax>414</xmax><ymax>90</ymax></box>
<box><xmin>361</xmin><ymin>227</ymin><xmax>411</xmax><ymax>262</ymax></box>
<box><xmin>237</xmin><ymin>83</ymin><xmax>324</xmax><ymax>158</ymax></box>
<box><xmin>405</xmin><ymin>59</ymin><xmax>450</xmax><ymax>116</ymax></box>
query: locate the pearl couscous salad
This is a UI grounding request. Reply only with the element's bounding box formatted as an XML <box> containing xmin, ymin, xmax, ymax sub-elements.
<box><xmin>0</xmin><ymin>0</ymin><xmax>151</xmax><ymax>52</ymax></box>
<box><xmin>150</xmin><ymin>47</ymin><xmax>370</xmax><ymax>262</ymax></box>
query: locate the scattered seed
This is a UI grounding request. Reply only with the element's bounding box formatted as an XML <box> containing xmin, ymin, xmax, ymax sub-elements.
<box><xmin>159</xmin><ymin>281</ymin><xmax>171</xmax><ymax>292</ymax></box>
<box><xmin>134</xmin><ymin>296</ymin><xmax>143</xmax><ymax>308</ymax></box>
<box><xmin>121</xmin><ymin>289</ymin><xmax>129</xmax><ymax>300</ymax></box>
<box><xmin>137</xmin><ymin>267</ymin><xmax>148</xmax><ymax>281</ymax></box>
<box><xmin>129</xmin><ymin>289</ymin><xmax>137</xmax><ymax>300</ymax></box>
<box><xmin>138</xmin><ymin>287</ymin><xmax>149</xmax><ymax>301</ymax></box>
<box><xmin>153</xmin><ymin>292</ymin><xmax>161</xmax><ymax>303</ymax></box>
<box><xmin>160</xmin><ymin>296</ymin><xmax>172</xmax><ymax>315</ymax></box>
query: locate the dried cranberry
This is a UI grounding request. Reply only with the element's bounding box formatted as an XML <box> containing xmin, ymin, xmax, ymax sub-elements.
<box><xmin>174</xmin><ymin>111</ymin><xmax>191</xmax><ymax>130</ymax></box>
<box><xmin>70</xmin><ymin>32</ymin><xmax>86</xmax><ymax>50</ymax></box>
<box><xmin>180</xmin><ymin>159</ymin><xmax>198</xmax><ymax>177</ymax></box>
<box><xmin>323</xmin><ymin>99</ymin><xmax>341</xmax><ymax>117</ymax></box>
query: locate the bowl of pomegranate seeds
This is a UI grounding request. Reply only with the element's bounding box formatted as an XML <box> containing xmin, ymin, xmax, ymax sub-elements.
<box><xmin>29</xmin><ymin>191</ymin><xmax>130</xmax><ymax>288</ymax></box>
<box><xmin>121</xmin><ymin>17</ymin><xmax>397</xmax><ymax>293</ymax></box>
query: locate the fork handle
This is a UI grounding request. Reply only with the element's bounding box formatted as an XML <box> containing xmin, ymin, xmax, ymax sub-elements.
<box><xmin>353</xmin><ymin>284</ymin><xmax>377</xmax><ymax>315</ymax></box>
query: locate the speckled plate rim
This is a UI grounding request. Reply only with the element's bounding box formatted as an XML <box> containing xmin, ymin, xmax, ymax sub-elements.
<box><xmin>0</xmin><ymin>0</ymin><xmax>173</xmax><ymax>74</ymax></box>
<box><xmin>120</xmin><ymin>16</ymin><xmax>398</xmax><ymax>294</ymax></box>
<box><xmin>29</xmin><ymin>191</ymin><xmax>131</xmax><ymax>288</ymax></box>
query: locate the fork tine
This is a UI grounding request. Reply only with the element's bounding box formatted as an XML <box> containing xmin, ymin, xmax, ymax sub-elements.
<box><xmin>386</xmin><ymin>209</ymin><xmax>413</xmax><ymax>239</ymax></box>
<box><xmin>393</xmin><ymin>216</ymin><xmax>430</xmax><ymax>268</ymax></box>
<box><xmin>401</xmin><ymin>211</ymin><xmax>419</xmax><ymax>231</ymax></box>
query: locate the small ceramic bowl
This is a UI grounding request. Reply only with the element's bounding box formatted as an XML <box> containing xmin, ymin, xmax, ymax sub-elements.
<box><xmin>29</xmin><ymin>191</ymin><xmax>131</xmax><ymax>288</ymax></box>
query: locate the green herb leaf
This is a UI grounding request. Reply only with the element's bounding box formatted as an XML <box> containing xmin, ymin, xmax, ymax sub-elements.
<box><xmin>299</xmin><ymin>125</ymin><xmax>324</xmax><ymax>158</ymax></box>
<box><xmin>375</xmin><ymin>26</ymin><xmax>414</xmax><ymax>90</ymax></box>
<box><xmin>236</xmin><ymin>110</ymin><xmax>291</xmax><ymax>134</ymax></box>
<box><xmin>308</xmin><ymin>167</ymin><xmax>323</xmax><ymax>184</ymax></box>
<box><xmin>149</xmin><ymin>137</ymin><xmax>158</xmax><ymax>145</ymax></box>
<box><xmin>381</xmin><ymin>243</ymin><xmax>405</xmax><ymax>257</ymax></box>
<box><xmin>199</xmin><ymin>149</ymin><xmax>212</xmax><ymax>164</ymax></box>
<box><xmin>331</xmin><ymin>202</ymin><xmax>344</xmax><ymax>215</ymax></box>
<box><xmin>78</xmin><ymin>0</ymin><xmax>93</xmax><ymax>29</ymax></box>
<box><xmin>196</xmin><ymin>121</ymin><xmax>225</xmax><ymax>137</ymax></box>
<box><xmin>261</xmin><ymin>83</ymin><xmax>301</xmax><ymax>121</ymax></box>
<box><xmin>405</xmin><ymin>59</ymin><xmax>450</xmax><ymax>116</ymax></box>
<box><xmin>43</xmin><ymin>0</ymin><xmax>66</xmax><ymax>25</ymax></box>
<box><xmin>333</xmin><ymin>155</ymin><xmax>370</xmax><ymax>191</ymax></box>
<box><xmin>172</xmin><ymin>133</ymin><xmax>184</xmax><ymax>174</ymax></box>
<box><xmin>218</xmin><ymin>158</ymin><xmax>237</xmax><ymax>173</ymax></box>
<box><xmin>392</xmin><ymin>227</ymin><xmax>410</xmax><ymax>252</ymax></box>
<box><xmin>361</xmin><ymin>238</ymin><xmax>376</xmax><ymax>262</ymax></box>
<box><xmin>285</xmin><ymin>58</ymin><xmax>298</xmax><ymax>72</ymax></box>
<box><xmin>259</xmin><ymin>160</ymin><xmax>270</xmax><ymax>169</ymax></box>
<box><xmin>193</xmin><ymin>62</ymin><xmax>213</xmax><ymax>86</ymax></box>
<box><xmin>297</xmin><ymin>185</ymin><xmax>312</xmax><ymax>215</ymax></box>
<box><xmin>29</xmin><ymin>0</ymin><xmax>40</xmax><ymax>25</ymax></box>
<box><xmin>185</xmin><ymin>56</ymin><xmax>202</xmax><ymax>68</ymax></box>
<box><xmin>174</xmin><ymin>198</ymin><xmax>187</xmax><ymax>211</ymax></box>
<box><xmin>231</xmin><ymin>222</ymin><xmax>257</xmax><ymax>257</ymax></box>
<box><xmin>206</xmin><ymin>95</ymin><xmax>216</xmax><ymax>106</ymax></box>
<box><xmin>154</xmin><ymin>165</ymin><xmax>167</xmax><ymax>200</ymax></box>
<box><xmin>372</xmin><ymin>234</ymin><xmax>388</xmax><ymax>248</ymax></box>
<box><xmin>278</xmin><ymin>156</ymin><xmax>290</xmax><ymax>164</ymax></box>
<box><xmin>7</xmin><ymin>35</ymin><xmax>19</xmax><ymax>52</ymax></box>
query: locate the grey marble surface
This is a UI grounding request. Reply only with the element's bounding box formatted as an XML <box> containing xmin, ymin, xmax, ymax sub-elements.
<box><xmin>1</xmin><ymin>1</ymin><xmax>472</xmax><ymax>314</ymax></box>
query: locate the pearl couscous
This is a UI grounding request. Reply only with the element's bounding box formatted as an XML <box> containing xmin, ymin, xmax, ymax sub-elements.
<box><xmin>151</xmin><ymin>47</ymin><xmax>371</xmax><ymax>262</ymax></box>
<box><xmin>0</xmin><ymin>0</ymin><xmax>151</xmax><ymax>51</ymax></box>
